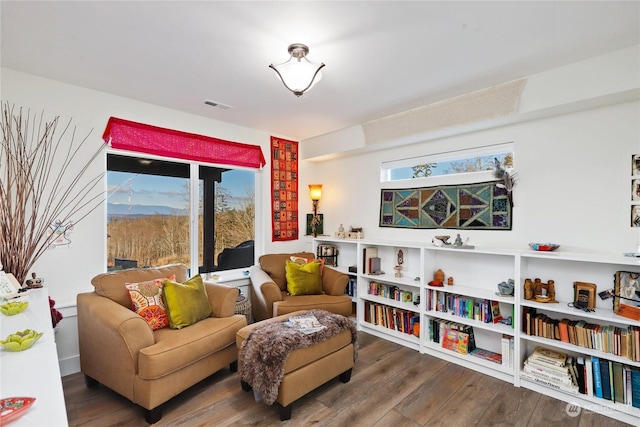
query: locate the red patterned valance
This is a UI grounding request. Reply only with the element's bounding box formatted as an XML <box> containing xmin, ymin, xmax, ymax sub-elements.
<box><xmin>102</xmin><ymin>117</ymin><xmax>265</xmax><ymax>169</ymax></box>
<box><xmin>271</xmin><ymin>136</ymin><xmax>299</xmax><ymax>241</ymax></box>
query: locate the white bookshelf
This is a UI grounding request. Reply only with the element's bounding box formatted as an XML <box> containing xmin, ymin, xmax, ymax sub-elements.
<box><xmin>312</xmin><ymin>238</ymin><xmax>640</xmax><ymax>424</ymax></box>
<box><xmin>519</xmin><ymin>251</ymin><xmax>640</xmax><ymax>425</ymax></box>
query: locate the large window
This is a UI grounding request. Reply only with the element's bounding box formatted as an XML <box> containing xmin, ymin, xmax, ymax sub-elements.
<box><xmin>381</xmin><ymin>142</ymin><xmax>514</xmax><ymax>183</ymax></box>
<box><xmin>106</xmin><ymin>153</ymin><xmax>255</xmax><ymax>272</ymax></box>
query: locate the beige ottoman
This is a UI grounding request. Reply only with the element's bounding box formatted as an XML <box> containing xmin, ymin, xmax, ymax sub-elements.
<box><xmin>236</xmin><ymin>310</ymin><xmax>355</xmax><ymax>420</ymax></box>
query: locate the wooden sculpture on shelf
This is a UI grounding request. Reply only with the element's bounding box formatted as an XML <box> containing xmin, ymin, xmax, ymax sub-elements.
<box><xmin>524</xmin><ymin>277</ymin><xmax>558</xmax><ymax>303</ymax></box>
<box><xmin>429</xmin><ymin>269</ymin><xmax>445</xmax><ymax>287</ymax></box>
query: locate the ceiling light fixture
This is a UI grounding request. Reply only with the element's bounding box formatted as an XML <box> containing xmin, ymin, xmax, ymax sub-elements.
<box><xmin>269</xmin><ymin>43</ymin><xmax>325</xmax><ymax>97</ymax></box>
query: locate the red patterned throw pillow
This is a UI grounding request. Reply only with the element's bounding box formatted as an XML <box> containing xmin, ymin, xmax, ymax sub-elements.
<box><xmin>125</xmin><ymin>275</ymin><xmax>175</xmax><ymax>330</ymax></box>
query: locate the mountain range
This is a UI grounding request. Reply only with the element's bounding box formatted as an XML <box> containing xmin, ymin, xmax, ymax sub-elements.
<box><xmin>107</xmin><ymin>203</ymin><xmax>188</xmax><ymax>217</ymax></box>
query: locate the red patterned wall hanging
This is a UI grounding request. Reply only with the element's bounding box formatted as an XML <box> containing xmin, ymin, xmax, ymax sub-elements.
<box><xmin>271</xmin><ymin>136</ymin><xmax>299</xmax><ymax>241</ymax></box>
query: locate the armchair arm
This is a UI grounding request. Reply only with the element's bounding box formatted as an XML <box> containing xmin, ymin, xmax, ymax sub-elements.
<box><xmin>204</xmin><ymin>282</ymin><xmax>238</xmax><ymax>318</ymax></box>
<box><xmin>77</xmin><ymin>292</ymin><xmax>154</xmax><ymax>399</ymax></box>
<box><xmin>322</xmin><ymin>267</ymin><xmax>349</xmax><ymax>296</ymax></box>
<box><xmin>250</xmin><ymin>265</ymin><xmax>284</xmax><ymax>321</ymax></box>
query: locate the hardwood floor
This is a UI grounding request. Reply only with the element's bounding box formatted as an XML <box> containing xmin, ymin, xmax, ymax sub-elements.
<box><xmin>63</xmin><ymin>332</ymin><xmax>633</xmax><ymax>426</ymax></box>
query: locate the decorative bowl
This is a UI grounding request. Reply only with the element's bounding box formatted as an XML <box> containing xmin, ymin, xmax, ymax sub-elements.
<box><xmin>0</xmin><ymin>300</ymin><xmax>29</xmax><ymax>316</ymax></box>
<box><xmin>0</xmin><ymin>397</ymin><xmax>36</xmax><ymax>424</ymax></box>
<box><xmin>0</xmin><ymin>329</ymin><xmax>43</xmax><ymax>352</ymax></box>
<box><xmin>529</xmin><ymin>243</ymin><xmax>560</xmax><ymax>252</ymax></box>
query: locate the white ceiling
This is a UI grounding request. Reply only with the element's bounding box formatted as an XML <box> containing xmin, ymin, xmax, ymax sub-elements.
<box><xmin>1</xmin><ymin>1</ymin><xmax>639</xmax><ymax>141</ymax></box>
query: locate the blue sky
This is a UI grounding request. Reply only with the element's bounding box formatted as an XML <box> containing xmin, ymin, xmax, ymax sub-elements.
<box><xmin>107</xmin><ymin>170</ymin><xmax>254</xmax><ymax>209</ymax></box>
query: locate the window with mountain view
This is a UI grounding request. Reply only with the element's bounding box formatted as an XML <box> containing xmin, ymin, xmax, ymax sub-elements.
<box><xmin>106</xmin><ymin>154</ymin><xmax>255</xmax><ymax>273</ymax></box>
<box><xmin>381</xmin><ymin>142</ymin><xmax>514</xmax><ymax>182</ymax></box>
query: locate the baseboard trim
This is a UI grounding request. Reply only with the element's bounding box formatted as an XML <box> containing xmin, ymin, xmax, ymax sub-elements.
<box><xmin>60</xmin><ymin>354</ymin><xmax>81</xmax><ymax>377</ymax></box>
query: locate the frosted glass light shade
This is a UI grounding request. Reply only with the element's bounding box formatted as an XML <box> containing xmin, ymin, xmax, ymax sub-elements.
<box><xmin>270</xmin><ymin>44</ymin><xmax>325</xmax><ymax>96</ymax></box>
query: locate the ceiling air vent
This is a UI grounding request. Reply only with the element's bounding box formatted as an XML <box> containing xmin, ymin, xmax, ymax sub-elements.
<box><xmin>204</xmin><ymin>100</ymin><xmax>233</xmax><ymax>110</ymax></box>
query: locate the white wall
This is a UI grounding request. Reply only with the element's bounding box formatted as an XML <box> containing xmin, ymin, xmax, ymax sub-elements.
<box><xmin>0</xmin><ymin>68</ymin><xmax>309</xmax><ymax>374</ymax></box>
<box><xmin>301</xmin><ymin>45</ymin><xmax>640</xmax><ymax>254</ymax></box>
<box><xmin>305</xmin><ymin>100</ymin><xmax>640</xmax><ymax>253</ymax></box>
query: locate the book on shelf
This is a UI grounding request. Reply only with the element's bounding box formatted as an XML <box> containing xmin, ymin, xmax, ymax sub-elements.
<box><xmin>631</xmin><ymin>368</ymin><xmax>640</xmax><ymax>409</ymax></box>
<box><xmin>567</xmin><ymin>357</ymin><xmax>579</xmax><ymax>387</ymax></box>
<box><xmin>441</xmin><ymin>328</ymin><xmax>473</xmax><ymax>355</ymax></box>
<box><xmin>363</xmin><ymin>247</ymin><xmax>378</xmax><ymax>274</ymax></box>
<box><xmin>520</xmin><ymin>371</ymin><xmax>580</xmax><ymax>394</ymax></box>
<box><xmin>576</xmin><ymin>356</ymin><xmax>586</xmax><ymax>394</ymax></box>
<box><xmin>528</xmin><ymin>346</ymin><xmax>568</xmax><ymax>367</ymax></box>
<box><xmin>585</xmin><ymin>356</ymin><xmax>594</xmax><ymax>398</ymax></box>
<box><xmin>369</xmin><ymin>257</ymin><xmax>381</xmax><ymax>274</ymax></box>
<box><xmin>501</xmin><ymin>335</ymin><xmax>513</xmax><ymax>369</ymax></box>
<box><xmin>558</xmin><ymin>318</ymin><xmax>570</xmax><ymax>343</ymax></box>
<box><xmin>491</xmin><ymin>300</ymin><xmax>502</xmax><ymax>324</ymax></box>
<box><xmin>592</xmin><ymin>356</ymin><xmax>604</xmax><ymax>399</ymax></box>
<box><xmin>612</xmin><ymin>361</ymin><xmax>625</xmax><ymax>404</ymax></box>
<box><xmin>470</xmin><ymin>348</ymin><xmax>502</xmax><ymax>364</ymax></box>
<box><xmin>524</xmin><ymin>358</ymin><xmax>572</xmax><ymax>376</ymax></box>
<box><xmin>523</xmin><ymin>363</ymin><xmax>573</xmax><ymax>386</ymax></box>
<box><xmin>599</xmin><ymin>358</ymin><xmax>612</xmax><ymax>401</ymax></box>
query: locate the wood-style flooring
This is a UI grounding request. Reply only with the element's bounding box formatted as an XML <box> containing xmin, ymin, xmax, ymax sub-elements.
<box><xmin>62</xmin><ymin>332</ymin><xmax>633</xmax><ymax>426</ymax></box>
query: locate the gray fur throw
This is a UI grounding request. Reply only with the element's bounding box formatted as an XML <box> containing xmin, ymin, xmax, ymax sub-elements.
<box><xmin>239</xmin><ymin>309</ymin><xmax>358</xmax><ymax>405</ymax></box>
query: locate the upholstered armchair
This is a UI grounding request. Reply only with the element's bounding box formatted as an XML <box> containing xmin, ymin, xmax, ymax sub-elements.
<box><xmin>77</xmin><ymin>264</ymin><xmax>247</xmax><ymax>423</ymax></box>
<box><xmin>250</xmin><ymin>252</ymin><xmax>353</xmax><ymax>321</ymax></box>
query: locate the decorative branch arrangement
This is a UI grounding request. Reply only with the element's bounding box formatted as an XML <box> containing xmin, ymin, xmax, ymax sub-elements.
<box><xmin>0</xmin><ymin>102</ymin><xmax>106</xmax><ymax>285</ymax></box>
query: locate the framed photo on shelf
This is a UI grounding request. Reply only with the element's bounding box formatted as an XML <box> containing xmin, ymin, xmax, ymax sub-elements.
<box><xmin>633</xmin><ymin>154</ymin><xmax>640</xmax><ymax>176</ymax></box>
<box><xmin>633</xmin><ymin>180</ymin><xmax>640</xmax><ymax>201</ymax></box>
<box><xmin>632</xmin><ymin>206</ymin><xmax>640</xmax><ymax>227</ymax></box>
<box><xmin>613</xmin><ymin>271</ymin><xmax>640</xmax><ymax>321</ymax></box>
<box><xmin>573</xmin><ymin>281</ymin><xmax>597</xmax><ymax>309</ymax></box>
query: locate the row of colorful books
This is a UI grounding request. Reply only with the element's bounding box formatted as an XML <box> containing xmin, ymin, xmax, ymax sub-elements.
<box><xmin>522</xmin><ymin>306</ymin><xmax>640</xmax><ymax>362</ymax></box>
<box><xmin>363</xmin><ymin>301</ymin><xmax>419</xmax><ymax>336</ymax></box>
<box><xmin>367</xmin><ymin>281</ymin><xmax>413</xmax><ymax>302</ymax></box>
<box><xmin>427</xmin><ymin>289</ymin><xmax>503</xmax><ymax>324</ymax></box>
<box><xmin>521</xmin><ymin>346</ymin><xmax>640</xmax><ymax>409</ymax></box>
<box><xmin>428</xmin><ymin>318</ymin><xmax>477</xmax><ymax>355</ymax></box>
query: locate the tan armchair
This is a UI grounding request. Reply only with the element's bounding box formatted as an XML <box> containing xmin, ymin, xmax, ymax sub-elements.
<box><xmin>250</xmin><ymin>252</ymin><xmax>353</xmax><ymax>321</ymax></box>
<box><xmin>77</xmin><ymin>264</ymin><xmax>247</xmax><ymax>423</ymax></box>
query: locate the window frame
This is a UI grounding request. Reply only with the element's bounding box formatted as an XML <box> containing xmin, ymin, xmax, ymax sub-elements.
<box><xmin>380</xmin><ymin>142</ymin><xmax>514</xmax><ymax>184</ymax></box>
<box><xmin>106</xmin><ymin>150</ymin><xmax>258</xmax><ymax>274</ymax></box>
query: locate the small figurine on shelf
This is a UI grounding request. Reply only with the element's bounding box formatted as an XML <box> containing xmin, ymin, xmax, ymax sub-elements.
<box><xmin>450</xmin><ymin>235</ymin><xmax>475</xmax><ymax>249</ymax></box>
<box><xmin>428</xmin><ymin>269</ymin><xmax>445</xmax><ymax>287</ymax></box>
<box><xmin>394</xmin><ymin>249</ymin><xmax>403</xmax><ymax>278</ymax></box>
<box><xmin>525</xmin><ymin>277</ymin><xmax>558</xmax><ymax>303</ymax></box>
<box><xmin>432</xmin><ymin>235</ymin><xmax>450</xmax><ymax>247</ymax></box>
<box><xmin>25</xmin><ymin>272</ymin><xmax>44</xmax><ymax>289</ymax></box>
<box><xmin>497</xmin><ymin>279</ymin><xmax>515</xmax><ymax>296</ymax></box>
<box><xmin>524</xmin><ymin>278</ymin><xmax>534</xmax><ymax>300</ymax></box>
<box><xmin>336</xmin><ymin>224</ymin><xmax>345</xmax><ymax>239</ymax></box>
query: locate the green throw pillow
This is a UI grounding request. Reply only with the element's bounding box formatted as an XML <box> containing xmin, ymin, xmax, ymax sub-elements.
<box><xmin>285</xmin><ymin>259</ymin><xmax>323</xmax><ymax>296</ymax></box>
<box><xmin>162</xmin><ymin>274</ymin><xmax>211</xmax><ymax>329</ymax></box>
